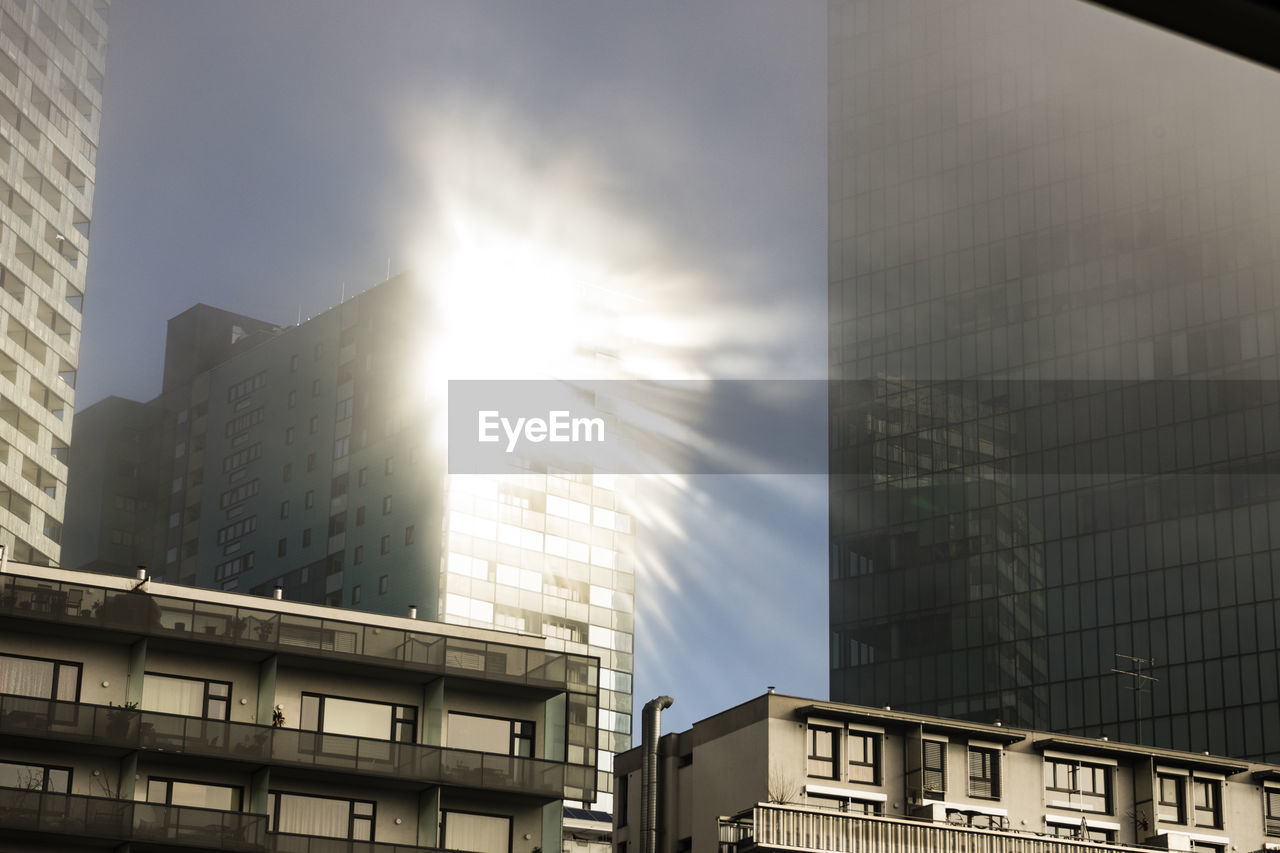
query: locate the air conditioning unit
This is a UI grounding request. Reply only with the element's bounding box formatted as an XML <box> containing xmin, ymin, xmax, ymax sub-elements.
<box><xmin>1143</xmin><ymin>832</ymin><xmax>1191</xmax><ymax>852</ymax></box>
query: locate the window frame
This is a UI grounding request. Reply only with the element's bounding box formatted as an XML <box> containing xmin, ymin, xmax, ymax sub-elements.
<box><xmin>142</xmin><ymin>671</ymin><xmax>231</xmax><ymax>721</ymax></box>
<box><xmin>441</xmin><ymin>809</ymin><xmax>512</xmax><ymax>853</ymax></box>
<box><xmin>1045</xmin><ymin>756</ymin><xmax>1113</xmax><ymax>815</ymax></box>
<box><xmin>922</xmin><ymin>739</ymin><xmax>947</xmax><ymax>796</ymax></box>
<box><xmin>146</xmin><ymin>776</ymin><xmax>243</xmax><ymax>811</ymax></box>
<box><xmin>1157</xmin><ymin>772</ymin><xmax>1187</xmax><ymax>824</ymax></box>
<box><xmin>1192</xmin><ymin>776</ymin><xmax>1222</xmax><ymax>829</ymax></box>
<box><xmin>847</xmin><ymin>728</ymin><xmax>880</xmax><ymax>785</ymax></box>
<box><xmin>299</xmin><ymin>692</ymin><xmax>417</xmax><ymax>743</ymax></box>
<box><xmin>447</xmin><ymin>710</ymin><xmax>537</xmax><ymax>758</ymax></box>
<box><xmin>806</xmin><ymin>724</ymin><xmax>839</xmax><ymax>780</ymax></box>
<box><xmin>967</xmin><ymin>745</ymin><xmax>1000</xmax><ymax>800</ymax></box>
<box><xmin>0</xmin><ymin>651</ymin><xmax>81</xmax><ymax>701</ymax></box>
<box><xmin>268</xmin><ymin>789</ymin><xmax>375</xmax><ymax>841</ymax></box>
<box><xmin>0</xmin><ymin>758</ymin><xmax>71</xmax><ymax>793</ymax></box>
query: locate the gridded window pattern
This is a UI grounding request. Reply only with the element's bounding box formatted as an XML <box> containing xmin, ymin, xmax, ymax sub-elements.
<box><xmin>1045</xmin><ymin>758</ymin><xmax>1112</xmax><ymax>814</ymax></box>
<box><xmin>1266</xmin><ymin>786</ymin><xmax>1280</xmax><ymax>836</ymax></box>
<box><xmin>0</xmin><ymin>653</ymin><xmax>80</xmax><ymax>700</ymax></box>
<box><xmin>828</xmin><ymin>0</ymin><xmax>1280</xmax><ymax>763</ymax></box>
<box><xmin>300</xmin><ymin>693</ymin><xmax>416</xmax><ymax>742</ymax></box>
<box><xmin>807</xmin><ymin>725</ymin><xmax>839</xmax><ymax>779</ymax></box>
<box><xmin>967</xmin><ymin>746</ymin><xmax>1000</xmax><ymax>799</ymax></box>
<box><xmin>1157</xmin><ymin>773</ymin><xmax>1186</xmax><ymax>823</ymax></box>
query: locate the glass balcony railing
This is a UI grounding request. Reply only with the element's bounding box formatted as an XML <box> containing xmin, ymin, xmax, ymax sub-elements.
<box><xmin>0</xmin><ymin>572</ymin><xmax>597</xmax><ymax>695</ymax></box>
<box><xmin>718</xmin><ymin>803</ymin><xmax>1160</xmax><ymax>853</ymax></box>
<box><xmin>0</xmin><ymin>786</ymin><xmax>456</xmax><ymax>852</ymax></box>
<box><xmin>0</xmin><ymin>693</ymin><xmax>566</xmax><ymax>799</ymax></box>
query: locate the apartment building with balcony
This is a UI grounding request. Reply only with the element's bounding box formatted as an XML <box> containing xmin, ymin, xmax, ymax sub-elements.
<box><xmin>0</xmin><ymin>557</ymin><xmax>599</xmax><ymax>852</ymax></box>
<box><xmin>614</xmin><ymin>691</ymin><xmax>1280</xmax><ymax>853</ymax></box>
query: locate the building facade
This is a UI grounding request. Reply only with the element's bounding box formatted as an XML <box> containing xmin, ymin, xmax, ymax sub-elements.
<box><xmin>829</xmin><ymin>0</ymin><xmax>1280</xmax><ymax>758</ymax></box>
<box><xmin>614</xmin><ymin>692</ymin><xmax>1280</xmax><ymax>853</ymax></box>
<box><xmin>0</xmin><ymin>0</ymin><xmax>107</xmax><ymax>566</ymax></box>
<box><xmin>0</xmin><ymin>557</ymin><xmax>599</xmax><ymax>851</ymax></box>
<box><xmin>63</xmin><ymin>275</ymin><xmax>636</xmax><ymax>810</ymax></box>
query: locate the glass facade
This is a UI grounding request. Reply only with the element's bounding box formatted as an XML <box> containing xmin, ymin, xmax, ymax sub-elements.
<box><xmin>829</xmin><ymin>0</ymin><xmax>1280</xmax><ymax>758</ymax></box>
<box><xmin>0</xmin><ymin>0</ymin><xmax>107</xmax><ymax>566</ymax></box>
<box><xmin>441</xmin><ymin>469</ymin><xmax>635</xmax><ymax>808</ymax></box>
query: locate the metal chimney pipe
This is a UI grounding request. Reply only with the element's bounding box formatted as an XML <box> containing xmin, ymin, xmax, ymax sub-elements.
<box><xmin>641</xmin><ymin>695</ymin><xmax>674</xmax><ymax>853</ymax></box>
<box><xmin>135</xmin><ymin>568</ymin><xmax>147</xmax><ymax>581</ymax></box>
<box><xmin>272</xmin><ymin>586</ymin><xmax>283</xmax><ymax>600</ymax></box>
<box><xmin>408</xmin><ymin>605</ymin><xmax>418</xmax><ymax>619</ymax></box>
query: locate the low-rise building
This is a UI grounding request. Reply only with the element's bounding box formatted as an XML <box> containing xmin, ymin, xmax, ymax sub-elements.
<box><xmin>0</xmin><ymin>556</ymin><xmax>599</xmax><ymax>852</ymax></box>
<box><xmin>614</xmin><ymin>691</ymin><xmax>1280</xmax><ymax>853</ymax></box>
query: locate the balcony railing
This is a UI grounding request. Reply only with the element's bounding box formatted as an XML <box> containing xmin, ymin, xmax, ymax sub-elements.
<box><xmin>0</xmin><ymin>786</ymin><xmax>455</xmax><ymax>852</ymax></box>
<box><xmin>719</xmin><ymin>803</ymin><xmax>1160</xmax><ymax>853</ymax></box>
<box><xmin>0</xmin><ymin>572</ymin><xmax>596</xmax><ymax>695</ymax></box>
<box><xmin>0</xmin><ymin>693</ymin><xmax>565</xmax><ymax>799</ymax></box>
<box><xmin>0</xmin><ymin>785</ymin><xmax>266</xmax><ymax>850</ymax></box>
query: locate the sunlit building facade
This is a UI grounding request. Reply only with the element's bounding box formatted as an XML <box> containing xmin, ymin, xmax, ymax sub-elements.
<box><xmin>0</xmin><ymin>0</ymin><xmax>107</xmax><ymax>566</ymax></box>
<box><xmin>64</xmin><ymin>273</ymin><xmax>636</xmax><ymax>810</ymax></box>
<box><xmin>830</xmin><ymin>0</ymin><xmax>1280</xmax><ymax>758</ymax></box>
<box><xmin>0</xmin><ymin>558</ymin><xmax>599</xmax><ymax>851</ymax></box>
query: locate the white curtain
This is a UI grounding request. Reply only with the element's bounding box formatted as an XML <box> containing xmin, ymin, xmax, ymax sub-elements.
<box><xmin>448</xmin><ymin>713</ymin><xmax>510</xmax><ymax>753</ymax></box>
<box><xmin>141</xmin><ymin>674</ymin><xmax>204</xmax><ymax>716</ymax></box>
<box><xmin>0</xmin><ymin>655</ymin><xmax>54</xmax><ymax>698</ymax></box>
<box><xmin>444</xmin><ymin>811</ymin><xmax>511</xmax><ymax>853</ymax></box>
<box><xmin>277</xmin><ymin>793</ymin><xmax>348</xmax><ymax>839</ymax></box>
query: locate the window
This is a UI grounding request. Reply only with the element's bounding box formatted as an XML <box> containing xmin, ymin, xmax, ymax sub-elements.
<box><xmin>312</xmin><ymin>379</ymin><xmax>321</xmax><ymax>397</ymax></box>
<box><xmin>384</xmin><ymin>456</ymin><xmax>394</xmax><ymax>475</ymax></box>
<box><xmin>282</xmin><ymin>463</ymin><xmax>292</xmax><ymax>483</ymax></box>
<box><xmin>287</xmin><ymin>389</ymin><xmax>296</xmax><ymax>408</ymax></box>
<box><xmin>309</xmin><ymin>415</ymin><xmax>319</xmax><ymax>434</ymax></box>
<box><xmin>1157</xmin><ymin>773</ymin><xmax>1186</xmax><ymax>823</ymax></box>
<box><xmin>382</xmin><ymin>495</ymin><xmax>392</xmax><ymax>514</ymax></box>
<box><xmin>448</xmin><ymin>712</ymin><xmax>536</xmax><ymax>757</ymax></box>
<box><xmin>378</xmin><ymin>575</ymin><xmax>388</xmax><ymax>595</ymax></box>
<box><xmin>808</xmin><ymin>793</ymin><xmax>882</xmax><ymax>814</ymax></box>
<box><xmin>923</xmin><ymin>739</ymin><xmax>946</xmax><ymax>795</ymax></box>
<box><xmin>351</xmin><ymin>585</ymin><xmax>361</xmax><ymax>605</ymax></box>
<box><xmin>1046</xmin><ymin>823</ymin><xmax>1115</xmax><ymax>843</ymax></box>
<box><xmin>0</xmin><ymin>760</ymin><xmax>69</xmax><ymax>793</ymax></box>
<box><xmin>0</xmin><ymin>653</ymin><xmax>80</xmax><ymax>700</ymax></box>
<box><xmin>278</xmin><ymin>538</ymin><xmax>287</xmax><ymax>557</ymax></box>
<box><xmin>1265</xmin><ymin>786</ymin><xmax>1280</xmax><ymax>835</ymax></box>
<box><xmin>147</xmin><ymin>777</ymin><xmax>241</xmax><ymax>810</ymax></box>
<box><xmin>353</xmin><ymin>545</ymin><xmax>363</xmax><ymax>565</ymax></box>
<box><xmin>141</xmin><ymin>673</ymin><xmax>230</xmax><ymax>720</ymax></box>
<box><xmin>405</xmin><ymin>525</ymin><xmax>415</xmax><ymax>545</ymax></box>
<box><xmin>304</xmin><ymin>490</ymin><xmax>315</xmax><ymax>509</ymax></box>
<box><xmin>290</xmin><ymin>354</ymin><xmax>299</xmax><ymax>372</ymax></box>
<box><xmin>307</xmin><ymin>452</ymin><xmax>316</xmax><ymax>472</ymax></box>
<box><xmin>356</xmin><ymin>506</ymin><xmax>366</xmax><ymax>526</ymax></box>
<box><xmin>1193</xmin><ymin>777</ymin><xmax>1222</xmax><ymax>828</ymax></box>
<box><xmin>968</xmin><ymin>746</ymin><xmax>1000</xmax><ymax>799</ymax></box>
<box><xmin>280</xmin><ymin>500</ymin><xmax>289</xmax><ymax>520</ymax></box>
<box><xmin>443</xmin><ymin>811</ymin><xmax>510</xmax><ymax>853</ymax></box>
<box><xmin>1045</xmin><ymin>757</ymin><xmax>1112</xmax><ymax>814</ymax></box>
<box><xmin>284</xmin><ymin>427</ymin><xmax>294</xmax><ymax>445</ymax></box>
<box><xmin>269</xmin><ymin>791</ymin><xmax>373</xmax><ymax>841</ymax></box>
<box><xmin>358</xmin><ymin>467</ymin><xmax>368</xmax><ymax>486</ymax></box>
<box><xmin>1190</xmin><ymin>843</ymin><xmax>1224</xmax><ymax>853</ymax></box>
<box><xmin>302</xmin><ymin>528</ymin><xmax>312</xmax><ymax>548</ymax></box>
<box><xmin>380</xmin><ymin>535</ymin><xmax>390</xmax><ymax>555</ymax></box>
<box><xmin>333</xmin><ymin>437</ymin><xmax>349</xmax><ymax>459</ymax></box>
<box><xmin>300</xmin><ymin>693</ymin><xmax>417</xmax><ymax>742</ymax></box>
<box><xmin>807</xmin><ymin>725</ymin><xmax>838</xmax><ymax>779</ymax></box>
<box><xmin>848</xmin><ymin>730</ymin><xmax>879</xmax><ymax>784</ymax></box>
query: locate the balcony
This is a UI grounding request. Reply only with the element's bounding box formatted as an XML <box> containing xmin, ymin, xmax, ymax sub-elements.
<box><xmin>0</xmin><ymin>785</ymin><xmax>266</xmax><ymax>850</ymax></box>
<box><xmin>0</xmin><ymin>572</ymin><xmax>596</xmax><ymax>695</ymax></box>
<box><xmin>0</xmin><ymin>693</ymin><xmax>565</xmax><ymax>799</ymax></box>
<box><xmin>718</xmin><ymin>803</ymin><xmax>1158</xmax><ymax>853</ymax></box>
<box><xmin>0</xmin><ymin>786</ymin><xmax>453</xmax><ymax>852</ymax></box>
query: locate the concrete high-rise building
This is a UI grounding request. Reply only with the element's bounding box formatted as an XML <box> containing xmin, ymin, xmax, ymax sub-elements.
<box><xmin>0</xmin><ymin>0</ymin><xmax>108</xmax><ymax>566</ymax></box>
<box><xmin>829</xmin><ymin>0</ymin><xmax>1280</xmax><ymax>759</ymax></box>
<box><xmin>65</xmin><ymin>274</ymin><xmax>635</xmax><ymax>812</ymax></box>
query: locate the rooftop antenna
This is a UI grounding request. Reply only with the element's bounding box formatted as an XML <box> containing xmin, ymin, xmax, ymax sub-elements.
<box><xmin>341</xmin><ymin>281</ymin><xmax>346</xmax><ymax>303</ymax></box>
<box><xmin>296</xmin><ymin>305</ymin><xmax>302</xmax><ymax>325</ymax></box>
<box><xmin>1112</xmin><ymin>652</ymin><xmax>1157</xmax><ymax>745</ymax></box>
<box><xmin>386</xmin><ymin>257</ymin><xmax>391</xmax><ymax>280</ymax></box>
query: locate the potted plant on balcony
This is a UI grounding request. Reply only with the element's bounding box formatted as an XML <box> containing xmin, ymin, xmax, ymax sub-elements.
<box><xmin>105</xmin><ymin>701</ymin><xmax>139</xmax><ymax>739</ymax></box>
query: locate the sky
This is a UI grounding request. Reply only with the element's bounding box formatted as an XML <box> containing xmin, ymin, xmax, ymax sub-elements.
<box><xmin>79</xmin><ymin>0</ymin><xmax>829</xmax><ymax>733</ymax></box>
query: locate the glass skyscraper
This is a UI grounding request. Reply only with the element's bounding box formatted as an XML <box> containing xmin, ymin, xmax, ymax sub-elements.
<box><xmin>0</xmin><ymin>0</ymin><xmax>107</xmax><ymax>566</ymax></box>
<box><xmin>830</xmin><ymin>0</ymin><xmax>1280</xmax><ymax>759</ymax></box>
